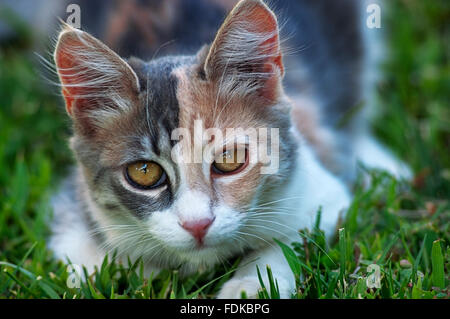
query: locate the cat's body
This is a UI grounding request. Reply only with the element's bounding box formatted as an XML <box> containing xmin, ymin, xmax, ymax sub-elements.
<box><xmin>49</xmin><ymin>0</ymin><xmax>409</xmax><ymax>298</ymax></box>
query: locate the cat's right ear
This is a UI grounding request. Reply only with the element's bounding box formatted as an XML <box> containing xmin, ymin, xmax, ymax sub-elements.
<box><xmin>53</xmin><ymin>25</ymin><xmax>140</xmax><ymax>134</ymax></box>
<box><xmin>203</xmin><ymin>0</ymin><xmax>284</xmax><ymax>103</ymax></box>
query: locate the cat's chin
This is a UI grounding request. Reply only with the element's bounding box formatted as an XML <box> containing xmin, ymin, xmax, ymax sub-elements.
<box><xmin>160</xmin><ymin>241</ymin><xmax>237</xmax><ymax>269</ymax></box>
<box><xmin>163</xmin><ymin>249</ymin><xmax>222</xmax><ymax>271</ymax></box>
<box><xmin>170</xmin><ymin>242</ymin><xmax>225</xmax><ymax>255</ymax></box>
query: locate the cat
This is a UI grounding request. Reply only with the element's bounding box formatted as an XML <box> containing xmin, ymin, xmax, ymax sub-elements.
<box><xmin>49</xmin><ymin>0</ymin><xmax>410</xmax><ymax>298</ymax></box>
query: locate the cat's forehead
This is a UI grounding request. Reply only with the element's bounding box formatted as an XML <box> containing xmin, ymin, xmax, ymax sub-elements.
<box><xmin>127</xmin><ymin>54</ymin><xmax>270</xmax><ymax>139</ymax></box>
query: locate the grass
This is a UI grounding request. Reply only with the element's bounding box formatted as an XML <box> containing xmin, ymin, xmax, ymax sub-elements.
<box><xmin>0</xmin><ymin>1</ymin><xmax>448</xmax><ymax>299</ymax></box>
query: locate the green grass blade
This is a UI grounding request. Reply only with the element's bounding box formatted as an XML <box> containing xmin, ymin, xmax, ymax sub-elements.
<box><xmin>274</xmin><ymin>239</ymin><xmax>302</xmax><ymax>281</ymax></box>
<box><xmin>338</xmin><ymin>228</ymin><xmax>346</xmax><ymax>287</ymax></box>
<box><xmin>431</xmin><ymin>240</ymin><xmax>445</xmax><ymax>289</ymax></box>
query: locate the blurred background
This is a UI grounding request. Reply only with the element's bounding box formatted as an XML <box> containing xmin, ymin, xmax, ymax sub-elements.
<box><xmin>0</xmin><ymin>0</ymin><xmax>448</xmax><ymax>298</ymax></box>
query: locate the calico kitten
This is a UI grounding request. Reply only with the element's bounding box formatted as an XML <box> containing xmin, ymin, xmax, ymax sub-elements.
<box><xmin>49</xmin><ymin>0</ymin><xmax>409</xmax><ymax>298</ymax></box>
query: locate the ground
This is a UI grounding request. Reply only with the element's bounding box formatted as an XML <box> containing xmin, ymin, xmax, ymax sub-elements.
<box><xmin>0</xmin><ymin>0</ymin><xmax>448</xmax><ymax>299</ymax></box>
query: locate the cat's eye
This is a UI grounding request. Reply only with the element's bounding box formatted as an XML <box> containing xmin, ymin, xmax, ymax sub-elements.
<box><xmin>125</xmin><ymin>161</ymin><xmax>166</xmax><ymax>189</ymax></box>
<box><xmin>212</xmin><ymin>148</ymin><xmax>248</xmax><ymax>176</ymax></box>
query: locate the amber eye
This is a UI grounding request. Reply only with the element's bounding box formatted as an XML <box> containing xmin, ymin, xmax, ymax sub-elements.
<box><xmin>125</xmin><ymin>161</ymin><xmax>166</xmax><ymax>189</ymax></box>
<box><xmin>212</xmin><ymin>148</ymin><xmax>248</xmax><ymax>175</ymax></box>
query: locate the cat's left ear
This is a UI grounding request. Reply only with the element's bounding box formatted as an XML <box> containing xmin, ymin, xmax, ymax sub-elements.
<box><xmin>204</xmin><ymin>0</ymin><xmax>284</xmax><ymax>102</ymax></box>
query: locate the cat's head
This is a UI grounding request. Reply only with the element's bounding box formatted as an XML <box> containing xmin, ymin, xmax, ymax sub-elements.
<box><xmin>54</xmin><ymin>0</ymin><xmax>297</xmax><ymax>270</ymax></box>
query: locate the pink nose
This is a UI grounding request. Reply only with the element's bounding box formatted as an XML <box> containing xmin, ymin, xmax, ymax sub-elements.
<box><xmin>181</xmin><ymin>217</ymin><xmax>214</xmax><ymax>244</ymax></box>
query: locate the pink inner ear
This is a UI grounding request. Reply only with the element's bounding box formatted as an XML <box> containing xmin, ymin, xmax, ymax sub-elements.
<box><xmin>56</xmin><ymin>51</ymin><xmax>76</xmax><ymax>115</ymax></box>
<box><xmin>55</xmin><ymin>35</ymin><xmax>90</xmax><ymax>115</ymax></box>
<box><xmin>243</xmin><ymin>4</ymin><xmax>284</xmax><ymax>77</ymax></box>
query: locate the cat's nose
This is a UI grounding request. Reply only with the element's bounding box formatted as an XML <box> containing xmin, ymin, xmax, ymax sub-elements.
<box><xmin>181</xmin><ymin>217</ymin><xmax>215</xmax><ymax>244</ymax></box>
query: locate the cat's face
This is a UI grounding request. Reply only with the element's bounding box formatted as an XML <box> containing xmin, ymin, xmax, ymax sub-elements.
<box><xmin>54</xmin><ymin>0</ymin><xmax>297</xmax><ymax>269</ymax></box>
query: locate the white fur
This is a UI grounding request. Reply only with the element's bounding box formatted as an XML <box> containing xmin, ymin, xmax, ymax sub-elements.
<box><xmin>48</xmin><ymin>178</ymin><xmax>104</xmax><ymax>274</ymax></box>
<box><xmin>353</xmin><ymin>134</ymin><xmax>412</xmax><ymax>180</ymax></box>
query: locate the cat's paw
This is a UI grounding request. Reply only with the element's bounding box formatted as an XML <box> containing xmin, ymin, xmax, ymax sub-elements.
<box><xmin>217</xmin><ymin>276</ymin><xmax>292</xmax><ymax>299</ymax></box>
<box><xmin>217</xmin><ymin>276</ymin><xmax>262</xmax><ymax>299</ymax></box>
<box><xmin>354</xmin><ymin>135</ymin><xmax>413</xmax><ymax>180</ymax></box>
